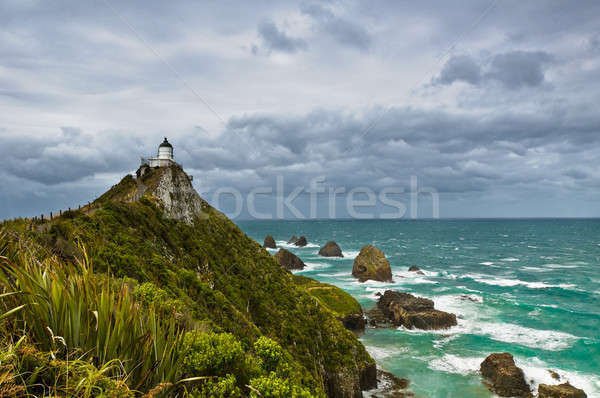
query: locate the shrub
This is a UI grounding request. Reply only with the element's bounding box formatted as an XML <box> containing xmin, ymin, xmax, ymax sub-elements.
<box><xmin>188</xmin><ymin>374</ymin><xmax>241</xmax><ymax>398</ymax></box>
<box><xmin>253</xmin><ymin>336</ymin><xmax>284</xmax><ymax>373</ymax></box>
<box><xmin>249</xmin><ymin>372</ymin><xmax>314</xmax><ymax>398</ymax></box>
<box><xmin>181</xmin><ymin>332</ymin><xmax>245</xmax><ymax>378</ymax></box>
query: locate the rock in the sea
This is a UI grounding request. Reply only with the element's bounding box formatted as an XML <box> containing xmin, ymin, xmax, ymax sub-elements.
<box><xmin>337</xmin><ymin>313</ymin><xmax>366</xmax><ymax>332</ymax></box>
<box><xmin>352</xmin><ymin>245</ymin><xmax>393</xmax><ymax>282</ymax></box>
<box><xmin>263</xmin><ymin>235</ymin><xmax>276</xmax><ymax>249</ymax></box>
<box><xmin>287</xmin><ymin>235</ymin><xmax>298</xmax><ymax>244</ymax></box>
<box><xmin>367</xmin><ymin>369</ymin><xmax>411</xmax><ymax>398</ymax></box>
<box><xmin>319</xmin><ymin>241</ymin><xmax>343</xmax><ymax>257</ymax></box>
<box><xmin>407</xmin><ymin>266</ymin><xmax>425</xmax><ymax>275</ymax></box>
<box><xmin>294</xmin><ymin>236</ymin><xmax>308</xmax><ymax>247</ymax></box>
<box><xmin>374</xmin><ymin>290</ymin><xmax>457</xmax><ymax>330</ymax></box>
<box><xmin>538</xmin><ymin>383</ymin><xmax>587</xmax><ymax>398</ymax></box>
<box><xmin>480</xmin><ymin>353</ymin><xmax>532</xmax><ymax>397</ymax></box>
<box><xmin>274</xmin><ymin>248</ymin><xmax>305</xmax><ymax>271</ymax></box>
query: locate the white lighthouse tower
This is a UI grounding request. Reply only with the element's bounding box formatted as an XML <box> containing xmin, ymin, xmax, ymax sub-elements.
<box><xmin>144</xmin><ymin>137</ymin><xmax>176</xmax><ymax>168</ymax></box>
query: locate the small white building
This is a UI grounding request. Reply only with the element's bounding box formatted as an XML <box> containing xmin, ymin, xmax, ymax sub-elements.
<box><xmin>143</xmin><ymin>137</ymin><xmax>176</xmax><ymax>168</ymax></box>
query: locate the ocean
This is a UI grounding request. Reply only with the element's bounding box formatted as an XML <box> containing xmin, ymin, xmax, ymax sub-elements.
<box><xmin>237</xmin><ymin>219</ymin><xmax>600</xmax><ymax>398</ymax></box>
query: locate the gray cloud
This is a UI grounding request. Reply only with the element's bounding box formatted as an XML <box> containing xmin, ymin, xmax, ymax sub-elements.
<box><xmin>435</xmin><ymin>55</ymin><xmax>482</xmax><ymax>85</ymax></box>
<box><xmin>436</xmin><ymin>51</ymin><xmax>554</xmax><ymax>89</ymax></box>
<box><xmin>255</xmin><ymin>19</ymin><xmax>307</xmax><ymax>54</ymax></box>
<box><xmin>486</xmin><ymin>51</ymin><xmax>554</xmax><ymax>89</ymax></box>
<box><xmin>301</xmin><ymin>3</ymin><xmax>371</xmax><ymax>51</ymax></box>
<box><xmin>2</xmin><ymin>0</ymin><xmax>600</xmax><ymax>219</ymax></box>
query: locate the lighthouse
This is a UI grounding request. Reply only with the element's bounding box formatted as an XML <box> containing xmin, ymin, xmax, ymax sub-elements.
<box><xmin>143</xmin><ymin>137</ymin><xmax>176</xmax><ymax>168</ymax></box>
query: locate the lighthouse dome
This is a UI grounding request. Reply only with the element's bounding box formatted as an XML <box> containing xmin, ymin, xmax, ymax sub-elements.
<box><xmin>157</xmin><ymin>137</ymin><xmax>174</xmax><ymax>160</ymax></box>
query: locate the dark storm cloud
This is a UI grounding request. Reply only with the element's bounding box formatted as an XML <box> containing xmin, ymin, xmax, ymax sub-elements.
<box><xmin>301</xmin><ymin>3</ymin><xmax>371</xmax><ymax>51</ymax></box>
<box><xmin>255</xmin><ymin>19</ymin><xmax>307</xmax><ymax>54</ymax></box>
<box><xmin>486</xmin><ymin>51</ymin><xmax>554</xmax><ymax>89</ymax></box>
<box><xmin>2</xmin><ymin>0</ymin><xmax>600</xmax><ymax>219</ymax></box>
<box><xmin>0</xmin><ymin>128</ymin><xmax>143</xmax><ymax>185</ymax></box>
<box><xmin>435</xmin><ymin>55</ymin><xmax>482</xmax><ymax>85</ymax></box>
<box><xmin>436</xmin><ymin>51</ymin><xmax>554</xmax><ymax>89</ymax></box>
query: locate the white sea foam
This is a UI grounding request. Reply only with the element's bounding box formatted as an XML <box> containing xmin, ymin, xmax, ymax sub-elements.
<box><xmin>275</xmin><ymin>240</ymin><xmax>319</xmax><ymax>249</ymax></box>
<box><xmin>295</xmin><ymin>262</ymin><xmax>331</xmax><ymax>272</ymax></box>
<box><xmin>428</xmin><ymin>354</ymin><xmax>600</xmax><ymax>396</ymax></box>
<box><xmin>516</xmin><ymin>357</ymin><xmax>600</xmax><ymax>396</ymax></box>
<box><xmin>522</xmin><ymin>266</ymin><xmax>547</xmax><ymax>272</ymax></box>
<box><xmin>501</xmin><ymin>257</ymin><xmax>520</xmax><ymax>262</ymax></box>
<box><xmin>396</xmin><ymin>294</ymin><xmax>579</xmax><ymax>351</ymax></box>
<box><xmin>428</xmin><ymin>354</ymin><xmax>484</xmax><ymax>375</ymax></box>
<box><xmin>465</xmin><ymin>274</ymin><xmax>577</xmax><ymax>290</ymax></box>
<box><xmin>543</xmin><ymin>263</ymin><xmax>580</xmax><ymax>269</ymax></box>
<box><xmin>364</xmin><ymin>345</ymin><xmax>407</xmax><ymax>361</ymax></box>
<box><xmin>342</xmin><ymin>250</ymin><xmax>360</xmax><ymax>259</ymax></box>
<box><xmin>479</xmin><ymin>261</ymin><xmax>494</xmax><ymax>266</ymax></box>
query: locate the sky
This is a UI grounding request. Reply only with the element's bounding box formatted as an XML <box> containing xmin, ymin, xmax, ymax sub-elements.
<box><xmin>1</xmin><ymin>0</ymin><xmax>599</xmax><ymax>219</ymax></box>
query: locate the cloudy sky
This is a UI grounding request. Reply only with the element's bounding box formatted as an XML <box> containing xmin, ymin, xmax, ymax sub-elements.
<box><xmin>1</xmin><ymin>0</ymin><xmax>599</xmax><ymax>219</ymax></box>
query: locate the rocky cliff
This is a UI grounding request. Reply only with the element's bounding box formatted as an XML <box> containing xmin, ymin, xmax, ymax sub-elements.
<box><xmin>8</xmin><ymin>165</ymin><xmax>376</xmax><ymax>397</ymax></box>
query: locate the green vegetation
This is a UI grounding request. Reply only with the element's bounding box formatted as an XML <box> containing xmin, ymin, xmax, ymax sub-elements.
<box><xmin>293</xmin><ymin>275</ymin><xmax>362</xmax><ymax>317</ymax></box>
<box><xmin>0</xmin><ymin>166</ymin><xmax>374</xmax><ymax>396</ymax></box>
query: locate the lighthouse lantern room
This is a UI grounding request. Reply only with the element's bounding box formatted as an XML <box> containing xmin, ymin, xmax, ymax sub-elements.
<box><xmin>143</xmin><ymin>137</ymin><xmax>176</xmax><ymax>168</ymax></box>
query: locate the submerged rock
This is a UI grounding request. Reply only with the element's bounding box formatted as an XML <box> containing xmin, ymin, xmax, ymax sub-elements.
<box><xmin>263</xmin><ymin>235</ymin><xmax>276</xmax><ymax>249</ymax></box>
<box><xmin>352</xmin><ymin>245</ymin><xmax>393</xmax><ymax>282</ymax></box>
<box><xmin>319</xmin><ymin>241</ymin><xmax>343</xmax><ymax>257</ymax></box>
<box><xmin>367</xmin><ymin>369</ymin><xmax>411</xmax><ymax>398</ymax></box>
<box><xmin>287</xmin><ymin>235</ymin><xmax>298</xmax><ymax>244</ymax></box>
<box><xmin>480</xmin><ymin>353</ymin><xmax>532</xmax><ymax>397</ymax></box>
<box><xmin>407</xmin><ymin>266</ymin><xmax>424</xmax><ymax>275</ymax></box>
<box><xmin>294</xmin><ymin>236</ymin><xmax>308</xmax><ymax>247</ymax></box>
<box><xmin>538</xmin><ymin>383</ymin><xmax>587</xmax><ymax>398</ymax></box>
<box><xmin>373</xmin><ymin>290</ymin><xmax>457</xmax><ymax>330</ymax></box>
<box><xmin>274</xmin><ymin>248</ymin><xmax>305</xmax><ymax>271</ymax></box>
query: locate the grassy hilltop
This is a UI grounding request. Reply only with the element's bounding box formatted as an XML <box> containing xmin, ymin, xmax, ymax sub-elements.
<box><xmin>0</xmin><ymin>165</ymin><xmax>374</xmax><ymax>397</ymax></box>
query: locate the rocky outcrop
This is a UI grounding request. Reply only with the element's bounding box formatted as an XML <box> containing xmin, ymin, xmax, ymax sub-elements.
<box><xmin>538</xmin><ymin>383</ymin><xmax>587</xmax><ymax>398</ymax></box>
<box><xmin>145</xmin><ymin>165</ymin><xmax>210</xmax><ymax>224</ymax></box>
<box><xmin>408</xmin><ymin>266</ymin><xmax>424</xmax><ymax>275</ymax></box>
<box><xmin>372</xmin><ymin>291</ymin><xmax>457</xmax><ymax>330</ymax></box>
<box><xmin>263</xmin><ymin>235</ymin><xmax>276</xmax><ymax>249</ymax></box>
<box><xmin>365</xmin><ymin>306</ymin><xmax>391</xmax><ymax>328</ymax></box>
<box><xmin>287</xmin><ymin>235</ymin><xmax>298</xmax><ymax>244</ymax></box>
<box><xmin>337</xmin><ymin>313</ymin><xmax>366</xmax><ymax>332</ymax></box>
<box><xmin>352</xmin><ymin>245</ymin><xmax>393</xmax><ymax>282</ymax></box>
<box><xmin>294</xmin><ymin>236</ymin><xmax>308</xmax><ymax>247</ymax></box>
<box><xmin>480</xmin><ymin>353</ymin><xmax>532</xmax><ymax>397</ymax></box>
<box><xmin>319</xmin><ymin>241</ymin><xmax>343</xmax><ymax>257</ymax></box>
<box><xmin>325</xmin><ymin>362</ymin><xmax>377</xmax><ymax>398</ymax></box>
<box><xmin>274</xmin><ymin>248</ymin><xmax>305</xmax><ymax>270</ymax></box>
<box><xmin>366</xmin><ymin>370</ymin><xmax>411</xmax><ymax>398</ymax></box>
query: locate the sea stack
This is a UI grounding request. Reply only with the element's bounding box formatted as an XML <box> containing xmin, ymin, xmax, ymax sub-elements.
<box><xmin>352</xmin><ymin>245</ymin><xmax>392</xmax><ymax>282</ymax></box>
<box><xmin>538</xmin><ymin>383</ymin><xmax>587</xmax><ymax>398</ymax></box>
<box><xmin>319</xmin><ymin>241</ymin><xmax>343</xmax><ymax>257</ymax></box>
<box><xmin>369</xmin><ymin>290</ymin><xmax>457</xmax><ymax>330</ymax></box>
<box><xmin>287</xmin><ymin>235</ymin><xmax>298</xmax><ymax>244</ymax></box>
<box><xmin>294</xmin><ymin>236</ymin><xmax>308</xmax><ymax>247</ymax></box>
<box><xmin>263</xmin><ymin>235</ymin><xmax>276</xmax><ymax>249</ymax></box>
<box><xmin>274</xmin><ymin>248</ymin><xmax>305</xmax><ymax>270</ymax></box>
<box><xmin>480</xmin><ymin>353</ymin><xmax>532</xmax><ymax>397</ymax></box>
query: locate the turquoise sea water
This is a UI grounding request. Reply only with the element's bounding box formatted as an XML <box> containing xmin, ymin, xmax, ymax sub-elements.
<box><xmin>237</xmin><ymin>219</ymin><xmax>600</xmax><ymax>398</ymax></box>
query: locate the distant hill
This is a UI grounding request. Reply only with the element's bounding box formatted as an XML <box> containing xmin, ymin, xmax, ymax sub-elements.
<box><xmin>0</xmin><ymin>164</ymin><xmax>374</xmax><ymax>397</ymax></box>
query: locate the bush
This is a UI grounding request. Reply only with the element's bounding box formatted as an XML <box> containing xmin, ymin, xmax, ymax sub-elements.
<box><xmin>249</xmin><ymin>372</ymin><xmax>314</xmax><ymax>398</ymax></box>
<box><xmin>253</xmin><ymin>336</ymin><xmax>284</xmax><ymax>373</ymax></box>
<box><xmin>181</xmin><ymin>332</ymin><xmax>246</xmax><ymax>378</ymax></box>
<box><xmin>188</xmin><ymin>374</ymin><xmax>241</xmax><ymax>398</ymax></box>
